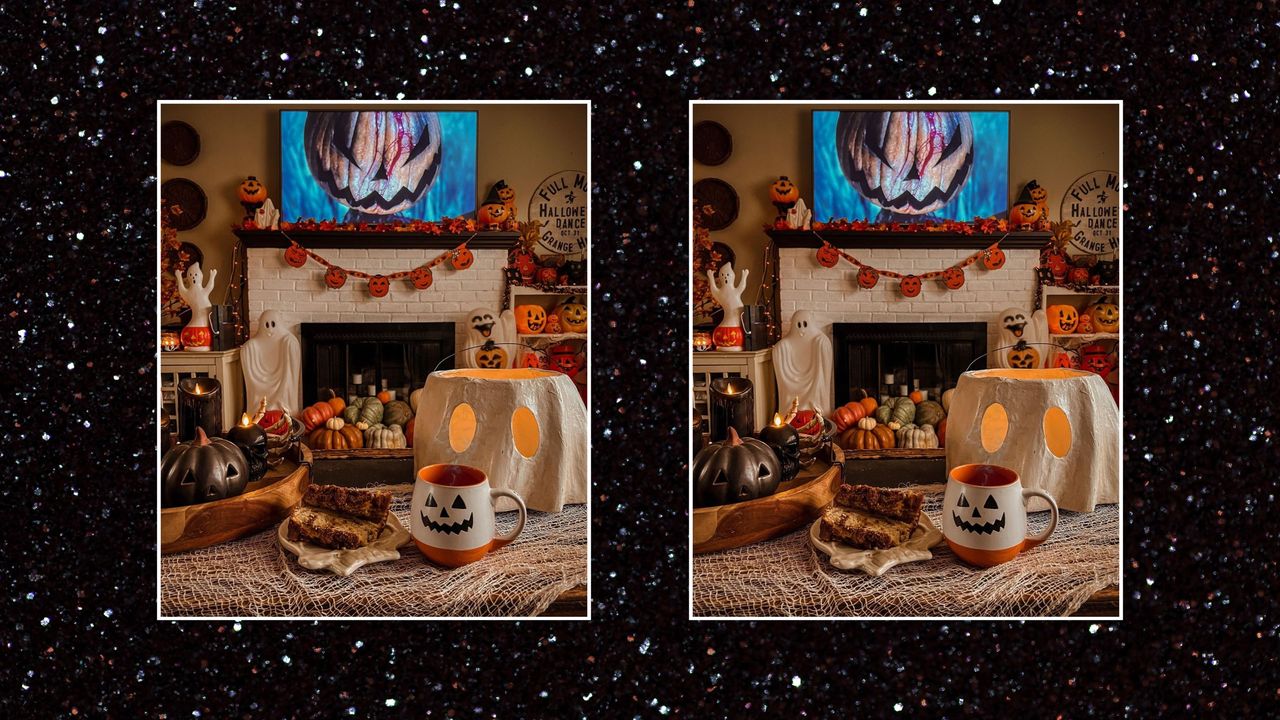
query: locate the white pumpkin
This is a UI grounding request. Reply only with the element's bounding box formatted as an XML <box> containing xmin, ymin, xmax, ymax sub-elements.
<box><xmin>941</xmin><ymin>388</ymin><xmax>956</xmax><ymax>413</ymax></box>
<box><xmin>897</xmin><ymin>423</ymin><xmax>939</xmax><ymax>449</ymax></box>
<box><xmin>364</xmin><ymin>423</ymin><xmax>407</xmax><ymax>449</ymax></box>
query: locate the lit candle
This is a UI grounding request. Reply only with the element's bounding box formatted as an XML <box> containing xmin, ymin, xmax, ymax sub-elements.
<box><xmin>709</xmin><ymin>377</ymin><xmax>754</xmax><ymax>442</ymax></box>
<box><xmin>884</xmin><ymin>373</ymin><xmax>895</xmax><ymax>385</ymax></box>
<box><xmin>226</xmin><ymin>412</ymin><xmax>268</xmax><ymax>483</ymax></box>
<box><xmin>161</xmin><ymin>332</ymin><xmax>181</xmax><ymax>352</ymax></box>
<box><xmin>352</xmin><ymin>373</ymin><xmax>363</xmax><ymax>385</ymax></box>
<box><xmin>692</xmin><ymin>332</ymin><xmax>713</xmax><ymax>352</ymax></box>
<box><xmin>758</xmin><ymin>413</ymin><xmax>801</xmax><ymax>484</ymax></box>
<box><xmin>177</xmin><ymin>377</ymin><xmax>222</xmax><ymax>442</ymax></box>
<box><xmin>366</xmin><ymin>384</ymin><xmax>376</xmax><ymax>396</ymax></box>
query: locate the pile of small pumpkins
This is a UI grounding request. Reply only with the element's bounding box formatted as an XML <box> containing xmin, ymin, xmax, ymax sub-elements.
<box><xmin>1046</xmin><ymin>299</ymin><xmax>1120</xmax><ymax>336</ymax></box>
<box><xmin>298</xmin><ymin>389</ymin><xmax>424</xmax><ymax>451</ymax></box>
<box><xmin>831</xmin><ymin>388</ymin><xmax>957</xmax><ymax>452</ymax></box>
<box><xmin>514</xmin><ymin>298</ymin><xmax>588</xmax><ymax>336</ymax></box>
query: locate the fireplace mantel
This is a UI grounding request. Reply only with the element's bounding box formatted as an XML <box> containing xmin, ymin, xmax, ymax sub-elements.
<box><xmin>235</xmin><ymin>228</ymin><xmax>519</xmax><ymax>250</ymax></box>
<box><xmin>766</xmin><ymin>228</ymin><xmax>1050</xmax><ymax>249</ymax></box>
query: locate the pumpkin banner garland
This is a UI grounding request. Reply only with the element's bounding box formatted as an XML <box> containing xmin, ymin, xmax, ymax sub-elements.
<box><xmin>279</xmin><ymin>230</ymin><xmax>474</xmax><ymax>299</ymax></box>
<box><xmin>813</xmin><ymin>232</ymin><xmax>1009</xmax><ymax>299</ymax></box>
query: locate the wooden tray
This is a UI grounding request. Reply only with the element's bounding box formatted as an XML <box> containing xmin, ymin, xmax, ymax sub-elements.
<box><xmin>161</xmin><ymin>444</ymin><xmax>313</xmax><ymax>554</ymax></box>
<box><xmin>693</xmin><ymin>444</ymin><xmax>844</xmax><ymax>555</ymax></box>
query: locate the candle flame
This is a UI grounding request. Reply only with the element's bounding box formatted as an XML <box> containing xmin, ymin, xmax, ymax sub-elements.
<box><xmin>240</xmin><ymin>413</ymin><xmax>252</xmax><ymax>427</ymax></box>
<box><xmin>772</xmin><ymin>413</ymin><xmax>784</xmax><ymax>427</ymax></box>
<box><xmin>194</xmin><ymin>384</ymin><xmax>203</xmax><ymax>395</ymax></box>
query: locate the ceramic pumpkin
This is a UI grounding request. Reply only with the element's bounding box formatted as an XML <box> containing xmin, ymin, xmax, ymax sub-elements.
<box><xmin>302</xmin><ymin>111</ymin><xmax>442</xmax><ymax>217</ymax></box>
<box><xmin>816</xmin><ymin>244</ymin><xmax>840</xmax><ymax>268</ymax></box>
<box><xmin>691</xmin><ymin>427</ymin><xmax>782</xmax><ymax>508</ymax></box>
<box><xmin>1047</xmin><ymin>305</ymin><xmax>1079</xmax><ymax>334</ymax></box>
<box><xmin>941</xmin><ymin>266</ymin><xmax>965</xmax><ymax>290</ymax></box>
<box><xmin>557</xmin><ymin>301</ymin><xmax>588</xmax><ymax>333</ymax></box>
<box><xmin>1009</xmin><ymin>201</ymin><xmax>1041</xmax><ymax>229</ymax></box>
<box><xmin>495</xmin><ymin>180</ymin><xmax>517</xmax><ymax>221</ymax></box>
<box><xmin>1089</xmin><ymin>300</ymin><xmax>1120</xmax><ymax>333</ymax></box>
<box><xmin>518</xmin><ymin>349</ymin><xmax>547</xmax><ymax>369</ymax></box>
<box><xmin>160</xmin><ymin>428</ymin><xmax>250</xmax><ymax>508</ymax></box>
<box><xmin>409</xmin><ymin>266</ymin><xmax>433</xmax><ymax>290</ymax></box>
<box><xmin>983</xmin><ymin>247</ymin><xmax>1006</xmax><ymax>270</ymax></box>
<box><xmin>838</xmin><ymin>417</ymin><xmax>895</xmax><ymax>451</ymax></box>
<box><xmin>538</xmin><ymin>266</ymin><xmax>559</xmax><ymax>284</ymax></box>
<box><xmin>857</xmin><ymin>266</ymin><xmax>879</xmax><ymax>289</ymax></box>
<box><xmin>515</xmin><ymin>305</ymin><xmax>547</xmax><ymax>334</ymax></box>
<box><xmin>477</xmin><ymin>201</ymin><xmax>508</xmax><ymax>230</ymax></box>
<box><xmin>1027</xmin><ymin>180</ymin><xmax>1049</xmax><ymax>218</ymax></box>
<box><xmin>1068</xmin><ymin>266</ymin><xmax>1091</xmax><ymax>285</ymax></box>
<box><xmin>1080</xmin><ymin>343</ymin><xmax>1115</xmax><ymax>376</ymax></box>
<box><xmin>835</xmin><ymin>111</ymin><xmax>974</xmax><ymax>216</ymax></box>
<box><xmin>324</xmin><ymin>266</ymin><xmax>347</xmax><ymax>289</ymax></box>
<box><xmin>543</xmin><ymin>313</ymin><xmax>562</xmax><ymax>335</ymax></box>
<box><xmin>770</xmin><ymin>176</ymin><xmax>800</xmax><ymax>211</ymax></box>
<box><xmin>451</xmin><ymin>247</ymin><xmax>474</xmax><ymax>271</ymax></box>
<box><xmin>1074</xmin><ymin>312</ymin><xmax>1095</xmax><ymax>334</ymax></box>
<box><xmin>475</xmin><ymin>344</ymin><xmax>509</xmax><ymax>369</ymax></box>
<box><xmin>284</xmin><ymin>244</ymin><xmax>308</xmax><ymax>268</ymax></box>
<box><xmin>1007</xmin><ymin>343</ymin><xmax>1042</xmax><ymax>369</ymax></box>
<box><xmin>368</xmin><ymin>275</ymin><xmax>390</xmax><ymax>298</ymax></box>
<box><xmin>238</xmin><ymin>176</ymin><xmax>267</xmax><ymax>205</ymax></box>
<box><xmin>900</xmin><ymin>275</ymin><xmax>922</xmax><ymax>298</ymax></box>
<box><xmin>1050</xmin><ymin>347</ymin><xmax>1080</xmax><ymax>369</ymax></box>
<box><xmin>307</xmin><ymin>416</ymin><xmax>363</xmax><ymax>450</ymax></box>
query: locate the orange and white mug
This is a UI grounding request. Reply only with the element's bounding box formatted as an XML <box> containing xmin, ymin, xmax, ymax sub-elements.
<box><xmin>943</xmin><ymin>463</ymin><xmax>1058</xmax><ymax>568</ymax></box>
<box><xmin>411</xmin><ymin>464</ymin><xmax>526</xmax><ymax>568</ymax></box>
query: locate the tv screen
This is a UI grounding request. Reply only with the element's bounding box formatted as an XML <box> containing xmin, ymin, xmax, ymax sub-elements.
<box><xmin>812</xmin><ymin>110</ymin><xmax>1008</xmax><ymax>223</ymax></box>
<box><xmin>281</xmin><ymin>110</ymin><xmax>476</xmax><ymax>223</ymax></box>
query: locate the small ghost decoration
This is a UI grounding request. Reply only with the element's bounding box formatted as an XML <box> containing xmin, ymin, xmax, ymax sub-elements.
<box><xmin>421</xmin><ymin>488</ymin><xmax>475</xmax><ymax>535</ymax></box>
<box><xmin>772</xmin><ymin>310</ymin><xmax>834</xmax><ymax>415</ymax></box>
<box><xmin>993</xmin><ymin>306</ymin><xmax>1047</xmax><ymax>369</ymax></box>
<box><xmin>952</xmin><ymin>489</ymin><xmax>1006</xmax><ymax>535</ymax></box>
<box><xmin>461</xmin><ymin>307</ymin><xmax>514</xmax><ymax>368</ymax></box>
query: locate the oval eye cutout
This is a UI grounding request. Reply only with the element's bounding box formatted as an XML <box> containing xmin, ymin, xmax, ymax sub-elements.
<box><xmin>1043</xmin><ymin>406</ymin><xmax>1072</xmax><ymax>458</ymax></box>
<box><xmin>511</xmin><ymin>406</ymin><xmax>540</xmax><ymax>458</ymax></box>
<box><xmin>448</xmin><ymin>403</ymin><xmax>477</xmax><ymax>453</ymax></box>
<box><xmin>980</xmin><ymin>402</ymin><xmax>1009</xmax><ymax>453</ymax></box>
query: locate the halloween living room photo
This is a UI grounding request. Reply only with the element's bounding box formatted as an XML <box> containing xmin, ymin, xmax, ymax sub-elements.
<box><xmin>157</xmin><ymin>101</ymin><xmax>589</xmax><ymax>619</ymax></box>
<box><xmin>690</xmin><ymin>101</ymin><xmax>1121</xmax><ymax>618</ymax></box>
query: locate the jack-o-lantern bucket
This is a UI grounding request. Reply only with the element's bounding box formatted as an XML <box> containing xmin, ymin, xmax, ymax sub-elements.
<box><xmin>945</xmin><ymin>368</ymin><xmax>1118</xmax><ymax>513</ymax></box>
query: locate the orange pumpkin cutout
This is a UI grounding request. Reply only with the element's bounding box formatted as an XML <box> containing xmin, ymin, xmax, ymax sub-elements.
<box><xmin>1007</xmin><ymin>344</ymin><xmax>1041</xmax><ymax>369</ymax></box>
<box><xmin>238</xmin><ymin>176</ymin><xmax>267</xmax><ymax>204</ymax></box>
<box><xmin>368</xmin><ymin>275</ymin><xmax>390</xmax><ymax>298</ymax></box>
<box><xmin>900</xmin><ymin>275</ymin><xmax>922</xmax><ymax>298</ymax></box>
<box><xmin>816</xmin><ymin>244</ymin><xmax>840</xmax><ymax>268</ymax></box>
<box><xmin>475</xmin><ymin>345</ymin><xmax>509</xmax><ymax>369</ymax></box>
<box><xmin>1009</xmin><ymin>202</ymin><xmax>1041</xmax><ymax>229</ymax></box>
<box><xmin>983</xmin><ymin>247</ymin><xmax>1006</xmax><ymax>270</ymax></box>
<box><xmin>1047</xmin><ymin>304</ymin><xmax>1079</xmax><ymax>334</ymax></box>
<box><xmin>857</xmin><ymin>266</ymin><xmax>879</xmax><ymax>289</ymax></box>
<box><xmin>941</xmin><ymin>266</ymin><xmax>965</xmax><ymax>290</ymax></box>
<box><xmin>770</xmin><ymin>176</ymin><xmax>799</xmax><ymax>206</ymax></box>
<box><xmin>409</xmin><ymin>266</ymin><xmax>434</xmax><ymax>290</ymax></box>
<box><xmin>477</xmin><ymin>202</ymin><xmax>507</xmax><ymax>230</ymax></box>
<box><xmin>284</xmin><ymin>244</ymin><xmax>308</xmax><ymax>268</ymax></box>
<box><xmin>324</xmin><ymin>266</ymin><xmax>347</xmax><ymax>289</ymax></box>
<box><xmin>515</xmin><ymin>305</ymin><xmax>547</xmax><ymax>334</ymax></box>
<box><xmin>452</xmin><ymin>247</ymin><xmax>474</xmax><ymax>271</ymax></box>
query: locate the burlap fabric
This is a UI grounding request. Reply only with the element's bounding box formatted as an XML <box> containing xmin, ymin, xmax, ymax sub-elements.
<box><xmin>693</xmin><ymin>484</ymin><xmax>1119</xmax><ymax>618</ymax></box>
<box><xmin>161</xmin><ymin>484</ymin><xmax>586</xmax><ymax>618</ymax></box>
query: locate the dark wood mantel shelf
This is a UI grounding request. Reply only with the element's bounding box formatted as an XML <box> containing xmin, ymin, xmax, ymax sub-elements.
<box><xmin>766</xmin><ymin>228</ymin><xmax>1051</xmax><ymax>250</ymax></box>
<box><xmin>234</xmin><ymin>228</ymin><xmax>519</xmax><ymax>250</ymax></box>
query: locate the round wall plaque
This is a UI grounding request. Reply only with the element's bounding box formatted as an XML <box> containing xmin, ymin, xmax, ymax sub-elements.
<box><xmin>161</xmin><ymin>121</ymin><xmax>201</xmax><ymax>166</ymax></box>
<box><xmin>693</xmin><ymin>121</ymin><xmax>733</xmax><ymax>166</ymax></box>
<box><xmin>161</xmin><ymin>178</ymin><xmax>208</xmax><ymax>231</ymax></box>
<box><xmin>1060</xmin><ymin>170</ymin><xmax>1120</xmax><ymax>257</ymax></box>
<box><xmin>528</xmin><ymin>170</ymin><xmax>588</xmax><ymax>257</ymax></box>
<box><xmin>692</xmin><ymin>178</ymin><xmax>739</xmax><ymax>231</ymax></box>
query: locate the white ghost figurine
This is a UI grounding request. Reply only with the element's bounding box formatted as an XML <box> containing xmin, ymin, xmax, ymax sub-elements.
<box><xmin>460</xmin><ymin>307</ymin><xmax>515</xmax><ymax>368</ymax></box>
<box><xmin>241</xmin><ymin>310</ymin><xmax>301</xmax><ymax>414</ymax></box>
<box><xmin>786</xmin><ymin>198</ymin><xmax>812</xmax><ymax>230</ymax></box>
<box><xmin>993</xmin><ymin>306</ymin><xmax>1048</xmax><ymax>369</ymax></box>
<box><xmin>772</xmin><ymin>310</ymin><xmax>833</xmax><ymax>415</ymax></box>
<box><xmin>254</xmin><ymin>198</ymin><xmax>280</xmax><ymax>230</ymax></box>
<box><xmin>174</xmin><ymin>261</ymin><xmax>216</xmax><ymax>351</ymax></box>
<box><xmin>707</xmin><ymin>261</ymin><xmax>749</xmax><ymax>351</ymax></box>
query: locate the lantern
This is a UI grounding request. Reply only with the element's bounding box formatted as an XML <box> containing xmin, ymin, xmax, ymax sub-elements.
<box><xmin>945</xmin><ymin>369</ymin><xmax>1118</xmax><ymax>513</ymax></box>
<box><xmin>692</xmin><ymin>332</ymin><xmax>713</xmax><ymax>352</ymax></box>
<box><xmin>412</xmin><ymin>369</ymin><xmax>587</xmax><ymax>513</ymax></box>
<box><xmin>161</xmin><ymin>332</ymin><xmax>182</xmax><ymax>352</ymax></box>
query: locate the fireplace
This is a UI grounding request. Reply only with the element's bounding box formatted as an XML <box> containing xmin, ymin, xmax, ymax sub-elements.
<box><xmin>832</xmin><ymin>322</ymin><xmax>987</xmax><ymax>405</ymax></box>
<box><xmin>300</xmin><ymin>322</ymin><xmax>455</xmax><ymax>406</ymax></box>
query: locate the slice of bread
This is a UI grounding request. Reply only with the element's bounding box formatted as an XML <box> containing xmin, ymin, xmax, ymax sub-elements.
<box><xmin>819</xmin><ymin>505</ymin><xmax>915</xmax><ymax>550</ymax></box>
<box><xmin>302</xmin><ymin>484</ymin><xmax>391</xmax><ymax>524</ymax></box>
<box><xmin>834</xmin><ymin>484</ymin><xmax>923</xmax><ymax>524</ymax></box>
<box><xmin>287</xmin><ymin>506</ymin><xmax>384</xmax><ymax>549</ymax></box>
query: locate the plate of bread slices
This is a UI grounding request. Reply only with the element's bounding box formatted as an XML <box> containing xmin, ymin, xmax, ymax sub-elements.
<box><xmin>278</xmin><ymin>484</ymin><xmax>412</xmax><ymax>576</ymax></box>
<box><xmin>810</xmin><ymin>484</ymin><xmax>943</xmax><ymax>576</ymax></box>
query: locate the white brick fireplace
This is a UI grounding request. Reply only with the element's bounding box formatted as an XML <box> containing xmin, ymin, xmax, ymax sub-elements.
<box><xmin>778</xmin><ymin>247</ymin><xmax>1041</xmax><ymax>357</ymax></box>
<box><xmin>246</xmin><ymin>247</ymin><xmax>509</xmax><ymax>352</ymax></box>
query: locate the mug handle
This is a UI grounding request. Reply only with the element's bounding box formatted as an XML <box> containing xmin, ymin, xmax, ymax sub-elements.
<box><xmin>1020</xmin><ymin>488</ymin><xmax>1059</xmax><ymax>550</ymax></box>
<box><xmin>489</xmin><ymin>488</ymin><xmax>527</xmax><ymax>549</ymax></box>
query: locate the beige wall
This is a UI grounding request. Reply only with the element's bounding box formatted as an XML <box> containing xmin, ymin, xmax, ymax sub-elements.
<box><xmin>692</xmin><ymin>102</ymin><xmax>1121</xmax><ymax>299</ymax></box>
<box><xmin>160</xmin><ymin>102</ymin><xmax>589</xmax><ymax>300</ymax></box>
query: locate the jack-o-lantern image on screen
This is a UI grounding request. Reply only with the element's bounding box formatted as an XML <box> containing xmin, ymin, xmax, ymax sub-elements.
<box><xmin>281</xmin><ymin>110</ymin><xmax>477</xmax><ymax>223</ymax></box>
<box><xmin>813</xmin><ymin>110</ymin><xmax>1008</xmax><ymax>223</ymax></box>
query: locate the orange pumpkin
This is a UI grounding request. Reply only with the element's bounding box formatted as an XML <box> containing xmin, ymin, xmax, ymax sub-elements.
<box><xmin>1009</xmin><ymin>201</ymin><xmax>1041</xmax><ymax>229</ymax></box>
<box><xmin>831</xmin><ymin>402</ymin><xmax>866</xmax><ymax>432</ymax></box>
<box><xmin>238</xmin><ymin>176</ymin><xmax>267</xmax><ymax>204</ymax></box>
<box><xmin>515</xmin><ymin>305</ymin><xmax>547</xmax><ymax>334</ymax></box>
<box><xmin>1047</xmin><ymin>304</ymin><xmax>1080</xmax><ymax>334</ymax></box>
<box><xmin>306</xmin><ymin>417</ymin><xmax>363</xmax><ymax>450</ymax></box>
<box><xmin>301</xmin><ymin>401</ymin><xmax>336</xmax><ymax>431</ymax></box>
<box><xmin>377</xmin><ymin>390</ymin><xmax>393</xmax><ymax>404</ymax></box>
<box><xmin>909</xmin><ymin>390</ymin><xmax>925</xmax><ymax>404</ymax></box>
<box><xmin>325</xmin><ymin>391</ymin><xmax>346</xmax><ymax>415</ymax></box>
<box><xmin>937</xmin><ymin>418</ymin><xmax>947</xmax><ymax>447</ymax></box>
<box><xmin>837</xmin><ymin>417</ymin><xmax>895</xmax><ymax>451</ymax></box>
<box><xmin>859</xmin><ymin>396</ymin><xmax>878</xmax><ymax>415</ymax></box>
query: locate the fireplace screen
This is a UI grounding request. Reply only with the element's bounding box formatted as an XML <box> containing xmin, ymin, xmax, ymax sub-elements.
<box><xmin>832</xmin><ymin>322</ymin><xmax>987</xmax><ymax>405</ymax></box>
<box><xmin>300</xmin><ymin>323</ymin><xmax>455</xmax><ymax>406</ymax></box>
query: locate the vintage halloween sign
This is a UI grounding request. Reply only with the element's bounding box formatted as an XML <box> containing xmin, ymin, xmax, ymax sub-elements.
<box><xmin>528</xmin><ymin>170</ymin><xmax>588</xmax><ymax>256</ymax></box>
<box><xmin>1061</xmin><ymin>170</ymin><xmax>1120</xmax><ymax>257</ymax></box>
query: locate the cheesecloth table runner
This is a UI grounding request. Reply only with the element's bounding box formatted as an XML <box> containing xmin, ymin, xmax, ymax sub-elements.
<box><xmin>161</xmin><ymin>484</ymin><xmax>587</xmax><ymax>618</ymax></box>
<box><xmin>693</xmin><ymin>484</ymin><xmax>1119</xmax><ymax>618</ymax></box>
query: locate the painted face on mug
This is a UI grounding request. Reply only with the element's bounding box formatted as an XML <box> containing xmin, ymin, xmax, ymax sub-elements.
<box><xmin>953</xmin><ymin>491</ymin><xmax>1006</xmax><ymax>535</ymax></box>
<box><xmin>421</xmin><ymin>489</ymin><xmax>474</xmax><ymax>535</ymax></box>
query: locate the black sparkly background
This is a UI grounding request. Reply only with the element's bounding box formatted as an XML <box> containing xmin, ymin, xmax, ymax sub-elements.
<box><xmin>3</xmin><ymin>2</ymin><xmax>1276</xmax><ymax>715</ymax></box>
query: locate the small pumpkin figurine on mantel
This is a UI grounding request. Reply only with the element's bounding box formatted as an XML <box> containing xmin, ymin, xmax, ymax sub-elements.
<box><xmin>692</xmin><ymin>427</ymin><xmax>782</xmax><ymax>508</ymax></box>
<box><xmin>1008</xmin><ymin>182</ymin><xmax>1042</xmax><ymax>230</ymax></box>
<box><xmin>161</xmin><ymin>427</ymin><xmax>250</xmax><ymax>508</ymax></box>
<box><xmin>769</xmin><ymin>176</ymin><xmax>800</xmax><ymax>222</ymax></box>
<box><xmin>238</xmin><ymin>176</ymin><xmax>268</xmax><ymax>221</ymax></box>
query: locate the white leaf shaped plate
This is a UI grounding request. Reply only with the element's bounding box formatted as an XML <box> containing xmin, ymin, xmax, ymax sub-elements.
<box><xmin>810</xmin><ymin>514</ymin><xmax>943</xmax><ymax>576</ymax></box>
<box><xmin>278</xmin><ymin>513</ymin><xmax>412</xmax><ymax>577</ymax></box>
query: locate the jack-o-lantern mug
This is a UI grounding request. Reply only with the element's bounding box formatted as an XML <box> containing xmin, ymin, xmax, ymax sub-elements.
<box><xmin>943</xmin><ymin>463</ymin><xmax>1058</xmax><ymax>568</ymax></box>
<box><xmin>411</xmin><ymin>464</ymin><xmax>526</xmax><ymax>568</ymax></box>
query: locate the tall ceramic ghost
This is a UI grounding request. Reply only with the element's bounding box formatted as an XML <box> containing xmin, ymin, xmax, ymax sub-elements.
<box><xmin>241</xmin><ymin>310</ymin><xmax>301</xmax><ymax>414</ymax></box>
<box><xmin>460</xmin><ymin>307</ymin><xmax>516</xmax><ymax>368</ymax></box>
<box><xmin>993</xmin><ymin>306</ymin><xmax>1047</xmax><ymax>369</ymax></box>
<box><xmin>707</xmin><ymin>261</ymin><xmax>749</xmax><ymax>351</ymax></box>
<box><xmin>772</xmin><ymin>310</ymin><xmax>833</xmax><ymax>414</ymax></box>
<box><xmin>174</xmin><ymin>262</ymin><xmax>217</xmax><ymax>351</ymax></box>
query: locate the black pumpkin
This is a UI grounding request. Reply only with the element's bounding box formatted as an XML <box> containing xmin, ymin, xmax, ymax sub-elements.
<box><xmin>692</xmin><ymin>427</ymin><xmax>782</xmax><ymax>508</ymax></box>
<box><xmin>161</xmin><ymin>427</ymin><xmax>249</xmax><ymax>507</ymax></box>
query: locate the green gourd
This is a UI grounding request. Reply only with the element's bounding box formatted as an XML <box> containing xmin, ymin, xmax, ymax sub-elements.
<box><xmin>897</xmin><ymin>423</ymin><xmax>939</xmax><ymax>449</ymax></box>
<box><xmin>915</xmin><ymin>400</ymin><xmax>946</xmax><ymax>427</ymax></box>
<box><xmin>875</xmin><ymin>397</ymin><xmax>916</xmax><ymax>426</ymax></box>
<box><xmin>383</xmin><ymin>400</ymin><xmax>414</xmax><ymax>427</ymax></box>
<box><xmin>343</xmin><ymin>396</ymin><xmax>384</xmax><ymax>429</ymax></box>
<box><xmin>364</xmin><ymin>422</ymin><xmax>407</xmax><ymax>449</ymax></box>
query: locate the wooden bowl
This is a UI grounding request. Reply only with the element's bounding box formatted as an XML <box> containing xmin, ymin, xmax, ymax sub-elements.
<box><xmin>693</xmin><ymin>444</ymin><xmax>844</xmax><ymax>555</ymax></box>
<box><xmin>161</xmin><ymin>443</ymin><xmax>313</xmax><ymax>554</ymax></box>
